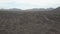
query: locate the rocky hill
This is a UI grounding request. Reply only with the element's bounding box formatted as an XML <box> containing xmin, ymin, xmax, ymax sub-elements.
<box><xmin>0</xmin><ymin>7</ymin><xmax>60</xmax><ymax>34</ymax></box>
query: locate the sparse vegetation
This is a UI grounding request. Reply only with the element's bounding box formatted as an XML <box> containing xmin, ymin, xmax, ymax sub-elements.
<box><xmin>0</xmin><ymin>7</ymin><xmax>60</xmax><ymax>34</ymax></box>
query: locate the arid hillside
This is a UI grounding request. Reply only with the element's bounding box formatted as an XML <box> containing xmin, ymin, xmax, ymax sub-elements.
<box><xmin>0</xmin><ymin>7</ymin><xmax>60</xmax><ymax>34</ymax></box>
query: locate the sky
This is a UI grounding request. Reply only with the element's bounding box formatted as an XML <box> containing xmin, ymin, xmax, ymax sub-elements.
<box><xmin>0</xmin><ymin>0</ymin><xmax>60</xmax><ymax>9</ymax></box>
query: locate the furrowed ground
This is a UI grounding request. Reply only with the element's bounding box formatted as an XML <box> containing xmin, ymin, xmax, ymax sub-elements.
<box><xmin>0</xmin><ymin>10</ymin><xmax>60</xmax><ymax>34</ymax></box>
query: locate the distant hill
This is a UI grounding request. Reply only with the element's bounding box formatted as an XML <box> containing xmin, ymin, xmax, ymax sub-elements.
<box><xmin>53</xmin><ymin>7</ymin><xmax>60</xmax><ymax>11</ymax></box>
<box><xmin>0</xmin><ymin>8</ymin><xmax>55</xmax><ymax>11</ymax></box>
<box><xmin>8</xmin><ymin>8</ymin><xmax>22</xmax><ymax>11</ymax></box>
<box><xmin>25</xmin><ymin>8</ymin><xmax>54</xmax><ymax>11</ymax></box>
<box><xmin>51</xmin><ymin>7</ymin><xmax>60</xmax><ymax>13</ymax></box>
<box><xmin>0</xmin><ymin>8</ymin><xmax>22</xmax><ymax>11</ymax></box>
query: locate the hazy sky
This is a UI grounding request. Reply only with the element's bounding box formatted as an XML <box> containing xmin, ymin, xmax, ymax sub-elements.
<box><xmin>0</xmin><ymin>0</ymin><xmax>60</xmax><ymax>9</ymax></box>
